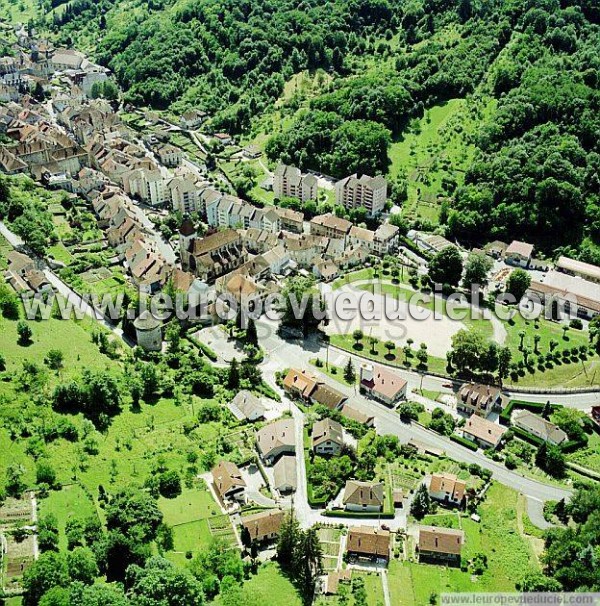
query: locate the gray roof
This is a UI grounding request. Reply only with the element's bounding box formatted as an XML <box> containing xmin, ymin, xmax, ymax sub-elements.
<box><xmin>513</xmin><ymin>410</ymin><xmax>568</xmax><ymax>444</ymax></box>
<box><xmin>228</xmin><ymin>390</ymin><xmax>266</xmax><ymax>421</ymax></box>
<box><xmin>312</xmin><ymin>418</ymin><xmax>343</xmax><ymax>449</ymax></box>
<box><xmin>133</xmin><ymin>310</ymin><xmax>162</xmax><ymax>331</ymax></box>
<box><xmin>273</xmin><ymin>455</ymin><xmax>297</xmax><ymax>491</ymax></box>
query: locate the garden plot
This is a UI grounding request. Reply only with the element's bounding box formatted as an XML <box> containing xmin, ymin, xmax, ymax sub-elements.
<box><xmin>0</xmin><ymin>497</ymin><xmax>36</xmax><ymax>593</ymax></box>
<box><xmin>208</xmin><ymin>514</ymin><xmax>239</xmax><ymax>548</ymax></box>
<box><xmin>317</xmin><ymin>527</ymin><xmax>343</xmax><ymax>572</ymax></box>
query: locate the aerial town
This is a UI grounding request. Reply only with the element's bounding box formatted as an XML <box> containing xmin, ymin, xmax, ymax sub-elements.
<box><xmin>1</xmin><ymin>6</ymin><xmax>600</xmax><ymax>606</ymax></box>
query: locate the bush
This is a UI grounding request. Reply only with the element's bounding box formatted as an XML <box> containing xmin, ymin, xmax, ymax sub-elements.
<box><xmin>322</xmin><ymin>510</ymin><xmax>395</xmax><ymax>520</ymax></box>
<box><xmin>450</xmin><ymin>434</ymin><xmax>479</xmax><ymax>451</ymax></box>
<box><xmin>511</xmin><ymin>426</ymin><xmax>545</xmax><ymax>447</ymax></box>
<box><xmin>188</xmin><ymin>336</ymin><xmax>218</xmax><ymax>361</ymax></box>
<box><xmin>569</xmin><ymin>319</ymin><xmax>583</xmax><ymax>330</ymax></box>
<box><xmin>158</xmin><ymin>470</ymin><xmax>182</xmax><ymax>499</ymax></box>
<box><xmin>500</xmin><ymin>399</ymin><xmax>561</xmax><ymax>426</ymax></box>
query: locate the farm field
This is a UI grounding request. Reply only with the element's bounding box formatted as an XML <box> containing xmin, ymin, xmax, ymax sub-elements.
<box><xmin>317</xmin><ymin>527</ymin><xmax>343</xmax><ymax>572</ymax></box>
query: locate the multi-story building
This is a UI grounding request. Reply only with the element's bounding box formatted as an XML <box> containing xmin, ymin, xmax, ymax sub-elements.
<box><xmin>335</xmin><ymin>174</ymin><xmax>387</xmax><ymax>217</ymax></box>
<box><xmin>155</xmin><ymin>143</ymin><xmax>181</xmax><ymax>168</ymax></box>
<box><xmin>123</xmin><ymin>168</ymin><xmax>170</xmax><ymax>207</ymax></box>
<box><xmin>169</xmin><ymin>177</ymin><xmax>200</xmax><ymax>214</ymax></box>
<box><xmin>183</xmin><ymin>229</ymin><xmax>247</xmax><ymax>282</ymax></box>
<box><xmin>273</xmin><ymin>206</ymin><xmax>304</xmax><ymax>233</ymax></box>
<box><xmin>309</xmin><ymin>213</ymin><xmax>352</xmax><ymax>241</ymax></box>
<box><xmin>273</xmin><ymin>164</ymin><xmax>317</xmax><ymax>202</ymax></box>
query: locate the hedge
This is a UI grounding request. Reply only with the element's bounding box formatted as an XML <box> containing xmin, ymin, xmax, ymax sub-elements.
<box><xmin>511</xmin><ymin>426</ymin><xmax>544</xmax><ymax>447</ymax></box>
<box><xmin>450</xmin><ymin>434</ymin><xmax>479</xmax><ymax>451</ymax></box>
<box><xmin>187</xmin><ymin>336</ymin><xmax>218</xmax><ymax>361</ymax></box>
<box><xmin>401</xmin><ymin>236</ymin><xmax>433</xmax><ymax>261</ymax></box>
<box><xmin>322</xmin><ymin>509</ymin><xmax>395</xmax><ymax>520</ymax></box>
<box><xmin>561</xmin><ymin>436</ymin><xmax>588</xmax><ymax>453</ymax></box>
<box><xmin>307</xmin><ymin>483</ymin><xmax>328</xmax><ymax>508</ymax></box>
<box><xmin>500</xmin><ymin>399</ymin><xmax>562</xmax><ymax>426</ymax></box>
<box><xmin>255</xmin><ymin>381</ymin><xmax>281</xmax><ymax>402</ymax></box>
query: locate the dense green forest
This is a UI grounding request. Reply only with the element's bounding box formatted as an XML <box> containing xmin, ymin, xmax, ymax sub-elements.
<box><xmin>38</xmin><ymin>0</ymin><xmax>600</xmax><ymax>257</ymax></box>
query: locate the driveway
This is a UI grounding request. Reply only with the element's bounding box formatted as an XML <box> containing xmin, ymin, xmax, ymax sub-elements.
<box><xmin>526</xmin><ymin>497</ymin><xmax>555</xmax><ymax>530</ymax></box>
<box><xmin>242</xmin><ymin>465</ymin><xmax>277</xmax><ymax>507</ymax></box>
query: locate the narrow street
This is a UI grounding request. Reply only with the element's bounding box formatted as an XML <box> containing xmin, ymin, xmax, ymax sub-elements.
<box><xmin>0</xmin><ymin>221</ymin><xmax>133</xmax><ymax>346</ymax></box>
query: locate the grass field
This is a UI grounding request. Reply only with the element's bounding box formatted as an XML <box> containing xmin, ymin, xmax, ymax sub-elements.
<box><xmin>389</xmin><ymin>484</ymin><xmax>539</xmax><ymax>604</ymax></box>
<box><xmin>214</xmin><ymin>562</ymin><xmax>303</xmax><ymax>606</ymax></box>
<box><xmin>330</xmin><ymin>333</ymin><xmax>448</xmax><ymax>376</ymax></box>
<box><xmin>164</xmin><ymin>506</ymin><xmax>238</xmax><ymax>557</ymax></box>
<box><xmin>38</xmin><ymin>484</ymin><xmax>99</xmax><ymax>551</ymax></box>
<box><xmin>0</xmin><ymin>0</ymin><xmax>39</xmax><ymax>24</ymax></box>
<box><xmin>388</xmin><ymin>96</ymin><xmax>496</xmax><ymax>224</ymax></box>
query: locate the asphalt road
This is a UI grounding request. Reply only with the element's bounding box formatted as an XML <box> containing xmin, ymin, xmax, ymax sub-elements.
<box><xmin>256</xmin><ymin>318</ymin><xmax>573</xmax><ymax>504</ymax></box>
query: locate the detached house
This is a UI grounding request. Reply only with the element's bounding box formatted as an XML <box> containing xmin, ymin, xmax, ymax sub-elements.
<box><xmin>211</xmin><ymin>460</ymin><xmax>246</xmax><ymax>503</ymax></box>
<box><xmin>418</xmin><ymin>526</ymin><xmax>464</xmax><ymax>566</ymax></box>
<box><xmin>428</xmin><ymin>473</ymin><xmax>466</xmax><ymax>507</ymax></box>
<box><xmin>156</xmin><ymin>143</ymin><xmax>181</xmax><ymax>168</ymax></box>
<box><xmin>462</xmin><ymin>414</ymin><xmax>507</xmax><ymax>450</ymax></box>
<box><xmin>360</xmin><ymin>364</ymin><xmax>407</xmax><ymax>406</ymax></box>
<box><xmin>283</xmin><ymin>368</ymin><xmax>319</xmax><ymax>400</ymax></box>
<box><xmin>273</xmin><ymin>455</ymin><xmax>297</xmax><ymax>494</ymax></box>
<box><xmin>256</xmin><ymin>419</ymin><xmax>295</xmax><ymax>465</ymax></box>
<box><xmin>241</xmin><ymin>510</ymin><xmax>285</xmax><ymax>544</ymax></box>
<box><xmin>180</xmin><ymin>109</ymin><xmax>207</xmax><ymax>129</ymax></box>
<box><xmin>227</xmin><ymin>390</ymin><xmax>266</xmax><ymax>422</ymax></box>
<box><xmin>342</xmin><ymin>480</ymin><xmax>384</xmax><ymax>513</ymax></box>
<box><xmin>457</xmin><ymin>383</ymin><xmax>502</xmax><ymax>418</ymax></box>
<box><xmin>505</xmin><ymin>240</ymin><xmax>534</xmax><ymax>268</ymax></box>
<box><xmin>311</xmin><ymin>418</ymin><xmax>344</xmax><ymax>456</ymax></box>
<box><xmin>512</xmin><ymin>410</ymin><xmax>568</xmax><ymax>446</ymax></box>
<box><xmin>346</xmin><ymin>527</ymin><xmax>391</xmax><ymax>564</ymax></box>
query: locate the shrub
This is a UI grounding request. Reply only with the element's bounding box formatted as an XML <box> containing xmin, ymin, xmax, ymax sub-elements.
<box><xmin>450</xmin><ymin>434</ymin><xmax>479</xmax><ymax>451</ymax></box>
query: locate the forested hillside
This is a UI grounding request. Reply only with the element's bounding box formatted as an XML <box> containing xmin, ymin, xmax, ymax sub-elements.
<box><xmin>27</xmin><ymin>0</ymin><xmax>600</xmax><ymax>256</ymax></box>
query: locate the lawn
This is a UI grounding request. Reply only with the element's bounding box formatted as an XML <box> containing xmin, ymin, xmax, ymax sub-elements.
<box><xmin>0</xmin><ymin>314</ymin><xmax>120</xmax><ymax>392</ymax></box>
<box><xmin>328</xmin><ymin>281</ymin><xmax>598</xmax><ymax>388</ymax></box>
<box><xmin>567</xmin><ymin>431</ymin><xmax>600</xmax><ymax>473</ymax></box>
<box><xmin>214</xmin><ymin>562</ymin><xmax>303</xmax><ymax>606</ymax></box>
<box><xmin>388</xmin><ymin>95</ymin><xmax>496</xmax><ymax>224</ymax></box>
<box><xmin>47</xmin><ymin>242</ymin><xmax>74</xmax><ymax>265</ymax></box>
<box><xmin>330</xmin><ymin>333</ymin><xmax>448</xmax><ymax>376</ymax></box>
<box><xmin>160</xmin><ymin>486</ymin><xmax>220</xmax><ymax>526</ymax></box>
<box><xmin>421</xmin><ymin>512</ymin><xmax>461</xmax><ymax>529</ymax></box>
<box><xmin>309</xmin><ymin>358</ymin><xmax>356</xmax><ymax>386</ymax></box>
<box><xmin>38</xmin><ymin>484</ymin><xmax>99</xmax><ymax>551</ymax></box>
<box><xmin>353</xmin><ymin>571</ymin><xmax>385</xmax><ymax>606</ymax></box>
<box><xmin>389</xmin><ymin>483</ymin><xmax>539</xmax><ymax>604</ymax></box>
<box><xmin>501</xmin><ymin>313</ymin><xmax>599</xmax><ymax>388</ymax></box>
<box><xmin>0</xmin><ymin>0</ymin><xmax>40</xmax><ymax>23</ymax></box>
<box><xmin>318</xmin><ymin>527</ymin><xmax>343</xmax><ymax>571</ymax></box>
